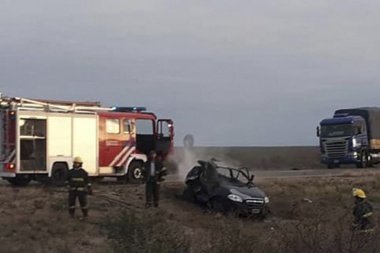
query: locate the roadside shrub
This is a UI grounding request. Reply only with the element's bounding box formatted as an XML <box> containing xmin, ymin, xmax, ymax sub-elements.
<box><xmin>273</xmin><ymin>210</ymin><xmax>380</xmax><ymax>253</ymax></box>
<box><xmin>193</xmin><ymin>216</ymin><xmax>279</xmax><ymax>253</ymax></box>
<box><xmin>198</xmin><ymin>208</ymin><xmax>379</xmax><ymax>253</ymax></box>
<box><xmin>102</xmin><ymin>210</ymin><xmax>190</xmax><ymax>253</ymax></box>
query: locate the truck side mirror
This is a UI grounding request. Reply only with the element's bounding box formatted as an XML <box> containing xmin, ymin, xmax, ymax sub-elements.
<box><xmin>316</xmin><ymin>126</ymin><xmax>320</xmax><ymax>137</ymax></box>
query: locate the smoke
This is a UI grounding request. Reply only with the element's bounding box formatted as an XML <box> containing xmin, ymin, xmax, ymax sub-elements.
<box><xmin>167</xmin><ymin>148</ymin><xmax>198</xmax><ymax>181</ymax></box>
<box><xmin>168</xmin><ymin>147</ymin><xmax>243</xmax><ymax>182</ymax></box>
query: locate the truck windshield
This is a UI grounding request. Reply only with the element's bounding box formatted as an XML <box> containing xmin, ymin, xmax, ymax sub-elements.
<box><xmin>320</xmin><ymin>124</ymin><xmax>353</xmax><ymax>138</ymax></box>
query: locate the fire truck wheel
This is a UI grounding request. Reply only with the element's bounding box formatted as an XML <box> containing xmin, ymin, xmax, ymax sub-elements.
<box><xmin>128</xmin><ymin>161</ymin><xmax>143</xmax><ymax>184</ymax></box>
<box><xmin>51</xmin><ymin>163</ymin><xmax>68</xmax><ymax>187</ymax></box>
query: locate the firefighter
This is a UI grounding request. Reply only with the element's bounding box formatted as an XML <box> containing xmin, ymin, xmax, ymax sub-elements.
<box><xmin>352</xmin><ymin>188</ymin><xmax>374</xmax><ymax>232</ymax></box>
<box><xmin>142</xmin><ymin>150</ymin><xmax>167</xmax><ymax>208</ymax></box>
<box><xmin>65</xmin><ymin>156</ymin><xmax>93</xmax><ymax>220</ymax></box>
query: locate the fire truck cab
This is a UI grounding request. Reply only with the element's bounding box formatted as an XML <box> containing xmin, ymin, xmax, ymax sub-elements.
<box><xmin>0</xmin><ymin>93</ymin><xmax>174</xmax><ymax>186</ymax></box>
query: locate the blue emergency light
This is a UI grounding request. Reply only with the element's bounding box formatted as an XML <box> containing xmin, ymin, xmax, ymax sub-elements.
<box><xmin>111</xmin><ymin>106</ymin><xmax>147</xmax><ymax>112</ymax></box>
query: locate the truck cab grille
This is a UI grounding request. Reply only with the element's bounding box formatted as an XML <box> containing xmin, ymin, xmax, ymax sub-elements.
<box><xmin>323</xmin><ymin>140</ymin><xmax>348</xmax><ymax>159</ymax></box>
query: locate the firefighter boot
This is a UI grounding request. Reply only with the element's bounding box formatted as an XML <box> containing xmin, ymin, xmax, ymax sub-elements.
<box><xmin>82</xmin><ymin>208</ymin><xmax>88</xmax><ymax>218</ymax></box>
<box><xmin>69</xmin><ymin>208</ymin><xmax>75</xmax><ymax>219</ymax></box>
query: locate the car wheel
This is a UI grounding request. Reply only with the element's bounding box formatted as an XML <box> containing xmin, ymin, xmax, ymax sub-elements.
<box><xmin>183</xmin><ymin>187</ymin><xmax>196</xmax><ymax>201</ymax></box>
<box><xmin>210</xmin><ymin>197</ymin><xmax>226</xmax><ymax>214</ymax></box>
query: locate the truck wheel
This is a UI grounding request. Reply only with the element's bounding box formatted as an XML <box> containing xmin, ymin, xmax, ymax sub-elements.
<box><xmin>90</xmin><ymin>177</ymin><xmax>104</xmax><ymax>183</ymax></box>
<box><xmin>128</xmin><ymin>161</ymin><xmax>143</xmax><ymax>184</ymax></box>
<box><xmin>327</xmin><ymin>164</ymin><xmax>336</xmax><ymax>169</ymax></box>
<box><xmin>51</xmin><ymin>163</ymin><xmax>68</xmax><ymax>187</ymax></box>
<box><xmin>356</xmin><ymin>151</ymin><xmax>369</xmax><ymax>169</ymax></box>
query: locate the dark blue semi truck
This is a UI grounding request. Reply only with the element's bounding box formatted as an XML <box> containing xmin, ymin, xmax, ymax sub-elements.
<box><xmin>317</xmin><ymin>107</ymin><xmax>380</xmax><ymax>169</ymax></box>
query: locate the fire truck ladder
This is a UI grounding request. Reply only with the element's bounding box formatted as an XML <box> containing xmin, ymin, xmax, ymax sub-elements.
<box><xmin>1</xmin><ymin>109</ymin><xmax>14</xmax><ymax>162</ymax></box>
<box><xmin>0</xmin><ymin>94</ymin><xmax>114</xmax><ymax>114</ymax></box>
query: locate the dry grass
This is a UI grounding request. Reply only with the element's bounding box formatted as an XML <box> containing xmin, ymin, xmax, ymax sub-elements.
<box><xmin>171</xmin><ymin>146</ymin><xmax>321</xmax><ymax>170</ymax></box>
<box><xmin>1</xmin><ymin>151</ymin><xmax>379</xmax><ymax>252</ymax></box>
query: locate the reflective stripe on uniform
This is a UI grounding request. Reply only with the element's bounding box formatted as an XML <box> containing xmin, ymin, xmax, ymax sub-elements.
<box><xmin>71</xmin><ymin>178</ymin><xmax>84</xmax><ymax>182</ymax></box>
<box><xmin>69</xmin><ymin>206</ymin><xmax>75</xmax><ymax>209</ymax></box>
<box><xmin>70</xmin><ymin>187</ymin><xmax>85</xmax><ymax>191</ymax></box>
<box><xmin>363</xmin><ymin>212</ymin><xmax>373</xmax><ymax>218</ymax></box>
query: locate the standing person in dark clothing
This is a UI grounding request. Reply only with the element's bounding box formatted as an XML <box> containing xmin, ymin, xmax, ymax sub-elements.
<box><xmin>65</xmin><ymin>156</ymin><xmax>93</xmax><ymax>220</ymax></box>
<box><xmin>352</xmin><ymin>188</ymin><xmax>374</xmax><ymax>232</ymax></box>
<box><xmin>142</xmin><ymin>150</ymin><xmax>167</xmax><ymax>208</ymax></box>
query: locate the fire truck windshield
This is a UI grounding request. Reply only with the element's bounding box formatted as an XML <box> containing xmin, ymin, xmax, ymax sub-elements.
<box><xmin>136</xmin><ymin>119</ymin><xmax>154</xmax><ymax>135</ymax></box>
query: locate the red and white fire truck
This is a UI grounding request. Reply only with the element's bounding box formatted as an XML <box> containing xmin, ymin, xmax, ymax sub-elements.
<box><xmin>0</xmin><ymin>93</ymin><xmax>174</xmax><ymax>186</ymax></box>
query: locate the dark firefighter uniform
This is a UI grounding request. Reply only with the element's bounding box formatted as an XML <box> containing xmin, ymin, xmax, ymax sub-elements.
<box><xmin>65</xmin><ymin>156</ymin><xmax>92</xmax><ymax>219</ymax></box>
<box><xmin>352</xmin><ymin>188</ymin><xmax>374</xmax><ymax>232</ymax></box>
<box><xmin>142</xmin><ymin>151</ymin><xmax>167</xmax><ymax>207</ymax></box>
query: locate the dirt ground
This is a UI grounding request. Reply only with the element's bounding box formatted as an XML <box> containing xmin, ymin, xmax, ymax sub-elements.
<box><xmin>1</xmin><ymin>172</ymin><xmax>380</xmax><ymax>253</ymax></box>
<box><xmin>1</xmin><ymin>146</ymin><xmax>379</xmax><ymax>253</ymax></box>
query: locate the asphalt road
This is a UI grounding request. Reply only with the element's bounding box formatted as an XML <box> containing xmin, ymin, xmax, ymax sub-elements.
<box><xmin>252</xmin><ymin>167</ymin><xmax>380</xmax><ymax>181</ymax></box>
<box><xmin>167</xmin><ymin>167</ymin><xmax>380</xmax><ymax>183</ymax></box>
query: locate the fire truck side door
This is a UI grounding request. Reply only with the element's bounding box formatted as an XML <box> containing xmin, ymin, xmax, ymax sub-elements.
<box><xmin>100</xmin><ymin>117</ymin><xmax>124</xmax><ymax>167</ymax></box>
<box><xmin>156</xmin><ymin>119</ymin><xmax>174</xmax><ymax>157</ymax></box>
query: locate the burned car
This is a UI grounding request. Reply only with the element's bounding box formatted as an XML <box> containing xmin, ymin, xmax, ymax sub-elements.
<box><xmin>183</xmin><ymin>159</ymin><xmax>270</xmax><ymax>218</ymax></box>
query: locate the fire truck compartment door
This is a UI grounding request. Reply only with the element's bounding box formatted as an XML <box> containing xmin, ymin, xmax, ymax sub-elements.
<box><xmin>47</xmin><ymin>114</ymin><xmax>98</xmax><ymax>175</ymax></box>
<box><xmin>48</xmin><ymin>115</ymin><xmax>72</xmax><ymax>158</ymax></box>
<box><xmin>72</xmin><ymin>116</ymin><xmax>98</xmax><ymax>175</ymax></box>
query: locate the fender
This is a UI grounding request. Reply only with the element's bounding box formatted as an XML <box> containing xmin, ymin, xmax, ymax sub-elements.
<box><xmin>47</xmin><ymin>156</ymin><xmax>72</xmax><ymax>176</ymax></box>
<box><xmin>123</xmin><ymin>153</ymin><xmax>148</xmax><ymax>175</ymax></box>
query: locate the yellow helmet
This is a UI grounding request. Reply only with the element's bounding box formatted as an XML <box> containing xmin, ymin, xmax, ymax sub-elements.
<box><xmin>73</xmin><ymin>156</ymin><xmax>83</xmax><ymax>163</ymax></box>
<box><xmin>352</xmin><ymin>188</ymin><xmax>366</xmax><ymax>199</ymax></box>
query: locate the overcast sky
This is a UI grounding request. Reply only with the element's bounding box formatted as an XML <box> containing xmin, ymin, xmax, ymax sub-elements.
<box><xmin>1</xmin><ymin>0</ymin><xmax>380</xmax><ymax>146</ymax></box>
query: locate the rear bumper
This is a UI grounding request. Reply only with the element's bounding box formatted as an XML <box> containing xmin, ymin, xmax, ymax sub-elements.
<box><xmin>0</xmin><ymin>172</ymin><xmax>16</xmax><ymax>178</ymax></box>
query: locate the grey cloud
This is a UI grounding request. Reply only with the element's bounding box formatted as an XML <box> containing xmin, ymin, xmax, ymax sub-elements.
<box><xmin>2</xmin><ymin>0</ymin><xmax>380</xmax><ymax>146</ymax></box>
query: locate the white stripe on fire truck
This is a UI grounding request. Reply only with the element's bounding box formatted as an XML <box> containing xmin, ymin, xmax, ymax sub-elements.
<box><xmin>5</xmin><ymin>149</ymin><xmax>16</xmax><ymax>163</ymax></box>
<box><xmin>109</xmin><ymin>145</ymin><xmax>131</xmax><ymax>167</ymax></box>
<box><xmin>116</xmin><ymin>146</ymin><xmax>136</xmax><ymax>167</ymax></box>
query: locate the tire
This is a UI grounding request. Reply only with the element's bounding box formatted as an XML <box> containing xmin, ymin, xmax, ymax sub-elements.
<box><xmin>327</xmin><ymin>164</ymin><xmax>335</xmax><ymax>169</ymax></box>
<box><xmin>356</xmin><ymin>151</ymin><xmax>369</xmax><ymax>169</ymax></box>
<box><xmin>210</xmin><ymin>197</ymin><xmax>226</xmax><ymax>214</ymax></box>
<box><xmin>90</xmin><ymin>177</ymin><xmax>104</xmax><ymax>184</ymax></box>
<box><xmin>51</xmin><ymin>163</ymin><xmax>68</xmax><ymax>187</ymax></box>
<box><xmin>128</xmin><ymin>161</ymin><xmax>143</xmax><ymax>184</ymax></box>
<box><xmin>257</xmin><ymin>207</ymin><xmax>270</xmax><ymax>220</ymax></box>
<box><xmin>6</xmin><ymin>175</ymin><xmax>31</xmax><ymax>187</ymax></box>
<box><xmin>183</xmin><ymin>187</ymin><xmax>196</xmax><ymax>201</ymax></box>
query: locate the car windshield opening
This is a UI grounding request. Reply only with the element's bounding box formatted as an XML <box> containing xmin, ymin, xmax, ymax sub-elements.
<box><xmin>216</xmin><ymin>168</ymin><xmax>252</xmax><ymax>186</ymax></box>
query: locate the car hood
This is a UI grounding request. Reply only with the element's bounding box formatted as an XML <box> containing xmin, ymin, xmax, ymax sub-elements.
<box><xmin>223</xmin><ymin>184</ymin><xmax>266</xmax><ymax>200</ymax></box>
